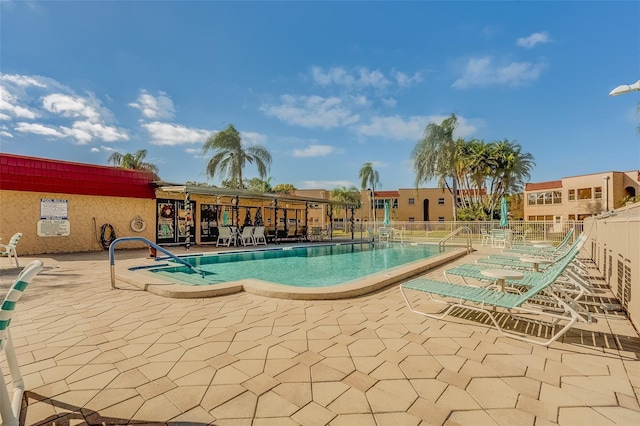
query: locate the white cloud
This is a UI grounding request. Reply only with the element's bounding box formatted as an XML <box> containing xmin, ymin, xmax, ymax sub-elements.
<box><xmin>390</xmin><ymin>69</ymin><xmax>422</xmax><ymax>87</ymax></box>
<box><xmin>14</xmin><ymin>120</ymin><xmax>128</xmax><ymax>145</ymax></box>
<box><xmin>14</xmin><ymin>122</ymin><xmax>67</xmax><ymax>138</ymax></box>
<box><xmin>452</xmin><ymin>56</ymin><xmax>546</xmax><ymax>89</ymax></box>
<box><xmin>240</xmin><ymin>131</ymin><xmax>268</xmax><ymax>146</ymax></box>
<box><xmin>311</xmin><ymin>66</ymin><xmax>356</xmax><ymax>87</ymax></box>
<box><xmin>517</xmin><ymin>32</ymin><xmax>551</xmax><ymax>48</ymax></box>
<box><xmin>42</xmin><ymin>93</ymin><xmax>101</xmax><ymax>121</ymax></box>
<box><xmin>291</xmin><ymin>144</ymin><xmax>336</xmax><ymax>158</ymax></box>
<box><xmin>356</xmin><ymin>115</ymin><xmax>428</xmax><ymax>141</ymax></box>
<box><xmin>142</xmin><ymin>121</ymin><xmax>212</xmax><ymax>146</ymax></box>
<box><xmin>60</xmin><ymin>120</ymin><xmax>129</xmax><ymax>144</ymax></box>
<box><xmin>311</xmin><ymin>66</ymin><xmax>420</xmax><ymax>91</ymax></box>
<box><xmin>0</xmin><ymin>86</ymin><xmax>39</xmax><ymax>119</ymax></box>
<box><xmin>0</xmin><ymin>74</ymin><xmax>47</xmax><ymax>88</ymax></box>
<box><xmin>129</xmin><ymin>90</ymin><xmax>175</xmax><ymax>119</ymax></box>
<box><xmin>261</xmin><ymin>94</ymin><xmax>359</xmax><ymax>129</ymax></box>
<box><xmin>98</xmin><ymin>145</ymin><xmax>118</xmax><ymax>152</ymax></box>
<box><xmin>381</xmin><ymin>97</ymin><xmax>397</xmax><ymax>107</ymax></box>
<box><xmin>356</xmin><ymin>114</ymin><xmax>477</xmax><ymax>141</ymax></box>
<box><xmin>0</xmin><ymin>124</ymin><xmax>12</xmax><ymax>139</ymax></box>
<box><xmin>91</xmin><ymin>147</ymin><xmax>100</xmax><ymax>152</ymax></box>
<box><xmin>300</xmin><ymin>180</ymin><xmax>353</xmax><ymax>189</ymax></box>
<box><xmin>0</xmin><ymin>73</ymin><xmax>129</xmax><ymax>144</ymax></box>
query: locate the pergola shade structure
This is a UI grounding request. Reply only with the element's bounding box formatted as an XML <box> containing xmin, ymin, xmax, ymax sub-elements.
<box><xmin>157</xmin><ymin>183</ymin><xmax>360</xmax><ymax>243</ymax></box>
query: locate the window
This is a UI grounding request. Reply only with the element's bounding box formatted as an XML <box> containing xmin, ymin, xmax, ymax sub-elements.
<box><xmin>408</xmin><ymin>217</ymin><xmax>415</xmax><ymax>222</ymax></box>
<box><xmin>568</xmin><ymin>214</ymin><xmax>576</xmax><ymax>220</ymax></box>
<box><xmin>529</xmin><ymin>215</ymin><xmax>553</xmax><ymax>221</ymax></box>
<box><xmin>408</xmin><ymin>198</ymin><xmax>415</xmax><ymax>205</ymax></box>
<box><xmin>392</xmin><ymin>199</ymin><xmax>398</xmax><ymax>208</ymax></box>
<box><xmin>438</xmin><ymin>217</ymin><xmax>445</xmax><ymax>222</ymax></box>
<box><xmin>568</xmin><ymin>189</ymin><xmax>576</xmax><ymax>201</ymax></box>
<box><xmin>528</xmin><ymin>191</ymin><xmax>562</xmax><ymax>205</ymax></box>
<box><xmin>578</xmin><ymin>188</ymin><xmax>592</xmax><ymax>200</ymax></box>
<box><xmin>438</xmin><ymin>198</ymin><xmax>445</xmax><ymax>205</ymax></box>
<box><xmin>594</xmin><ymin>187</ymin><xmax>602</xmax><ymax>199</ymax></box>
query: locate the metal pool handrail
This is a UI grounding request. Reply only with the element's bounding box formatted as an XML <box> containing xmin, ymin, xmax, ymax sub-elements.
<box><xmin>109</xmin><ymin>237</ymin><xmax>204</xmax><ymax>289</ymax></box>
<box><xmin>438</xmin><ymin>226</ymin><xmax>473</xmax><ymax>253</ymax></box>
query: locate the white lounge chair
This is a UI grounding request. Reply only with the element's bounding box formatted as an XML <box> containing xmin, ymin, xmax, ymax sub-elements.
<box><xmin>239</xmin><ymin>226</ymin><xmax>255</xmax><ymax>246</ymax></box>
<box><xmin>0</xmin><ymin>260</ymin><xmax>44</xmax><ymax>426</ymax></box>
<box><xmin>216</xmin><ymin>226</ymin><xmax>236</xmax><ymax>247</ymax></box>
<box><xmin>0</xmin><ymin>233</ymin><xmax>22</xmax><ymax>268</ymax></box>
<box><xmin>253</xmin><ymin>226</ymin><xmax>267</xmax><ymax>245</ymax></box>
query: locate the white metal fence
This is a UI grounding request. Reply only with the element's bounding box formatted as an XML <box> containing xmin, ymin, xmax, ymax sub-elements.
<box><xmin>332</xmin><ymin>220</ymin><xmax>583</xmax><ymax>244</ymax></box>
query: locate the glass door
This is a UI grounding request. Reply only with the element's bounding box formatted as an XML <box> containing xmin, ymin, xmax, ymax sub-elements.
<box><xmin>157</xmin><ymin>199</ymin><xmax>195</xmax><ymax>245</ymax></box>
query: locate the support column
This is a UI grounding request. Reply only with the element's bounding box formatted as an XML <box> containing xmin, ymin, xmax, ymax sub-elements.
<box><xmin>273</xmin><ymin>199</ymin><xmax>278</xmax><ymax>244</ymax></box>
<box><xmin>350</xmin><ymin>206</ymin><xmax>355</xmax><ymax>240</ymax></box>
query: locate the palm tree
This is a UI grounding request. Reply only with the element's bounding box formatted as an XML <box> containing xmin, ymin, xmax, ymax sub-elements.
<box><xmin>359</xmin><ymin>162</ymin><xmax>380</xmax><ymax>225</ymax></box>
<box><xmin>411</xmin><ymin>113</ymin><xmax>460</xmax><ymax>219</ymax></box>
<box><xmin>107</xmin><ymin>149</ymin><xmax>159</xmax><ymax>179</ymax></box>
<box><xmin>330</xmin><ymin>185</ymin><xmax>361</xmax><ymax>229</ymax></box>
<box><xmin>487</xmin><ymin>140</ymin><xmax>535</xmax><ymax>217</ymax></box>
<box><xmin>202</xmin><ymin>124</ymin><xmax>272</xmax><ymax>189</ymax></box>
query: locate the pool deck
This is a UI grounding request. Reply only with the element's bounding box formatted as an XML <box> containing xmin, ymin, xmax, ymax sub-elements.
<box><xmin>1</xmin><ymin>242</ymin><xmax>639</xmax><ymax>425</ymax></box>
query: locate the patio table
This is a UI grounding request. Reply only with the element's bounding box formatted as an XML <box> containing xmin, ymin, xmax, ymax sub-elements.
<box><xmin>481</xmin><ymin>268</ymin><xmax>525</xmax><ymax>292</ymax></box>
<box><xmin>519</xmin><ymin>257</ymin><xmax>552</xmax><ymax>272</ymax></box>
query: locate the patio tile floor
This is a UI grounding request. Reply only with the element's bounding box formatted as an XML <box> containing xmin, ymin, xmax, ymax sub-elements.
<box><xmin>1</xmin><ymin>244</ymin><xmax>639</xmax><ymax>425</ymax></box>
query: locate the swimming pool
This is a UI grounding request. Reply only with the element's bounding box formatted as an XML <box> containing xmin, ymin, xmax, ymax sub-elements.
<box><xmin>146</xmin><ymin>243</ymin><xmax>449</xmax><ymax>287</ymax></box>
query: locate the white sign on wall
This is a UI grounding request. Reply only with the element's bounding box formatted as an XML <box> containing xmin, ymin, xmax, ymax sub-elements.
<box><xmin>40</xmin><ymin>199</ymin><xmax>68</xmax><ymax>220</ymax></box>
<box><xmin>37</xmin><ymin>220</ymin><xmax>71</xmax><ymax>237</ymax></box>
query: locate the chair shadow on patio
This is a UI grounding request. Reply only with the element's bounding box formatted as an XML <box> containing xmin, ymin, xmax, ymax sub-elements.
<box><xmin>23</xmin><ymin>391</ymin><xmax>213</xmax><ymax>426</ymax></box>
<box><xmin>405</xmin><ymin>296</ymin><xmax>640</xmax><ymax>355</ymax></box>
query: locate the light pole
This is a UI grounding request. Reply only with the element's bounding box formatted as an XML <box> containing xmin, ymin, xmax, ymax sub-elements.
<box><xmin>609</xmin><ymin>80</ymin><xmax>640</xmax><ymax>96</ymax></box>
<box><xmin>603</xmin><ymin>175</ymin><xmax>610</xmax><ymax>212</ymax></box>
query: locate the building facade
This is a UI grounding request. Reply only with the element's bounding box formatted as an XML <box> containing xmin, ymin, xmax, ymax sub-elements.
<box><xmin>524</xmin><ymin>170</ymin><xmax>639</xmax><ymax>221</ymax></box>
<box><xmin>296</xmin><ymin>188</ymin><xmax>456</xmax><ymax>230</ymax></box>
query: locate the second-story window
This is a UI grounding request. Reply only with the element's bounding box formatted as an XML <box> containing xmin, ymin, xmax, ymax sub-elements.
<box><xmin>438</xmin><ymin>198</ymin><xmax>445</xmax><ymax>205</ymax></box>
<box><xmin>408</xmin><ymin>198</ymin><xmax>415</xmax><ymax>205</ymax></box>
<box><xmin>578</xmin><ymin>188</ymin><xmax>592</xmax><ymax>200</ymax></box>
<box><xmin>594</xmin><ymin>187</ymin><xmax>602</xmax><ymax>199</ymax></box>
<box><xmin>568</xmin><ymin>189</ymin><xmax>576</xmax><ymax>201</ymax></box>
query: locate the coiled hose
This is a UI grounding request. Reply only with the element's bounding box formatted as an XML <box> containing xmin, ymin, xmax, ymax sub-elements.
<box><xmin>100</xmin><ymin>223</ymin><xmax>117</xmax><ymax>250</ymax></box>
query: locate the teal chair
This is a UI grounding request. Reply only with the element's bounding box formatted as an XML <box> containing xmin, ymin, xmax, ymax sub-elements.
<box><xmin>399</xmin><ymin>246</ymin><xmax>591</xmax><ymax>346</ymax></box>
<box><xmin>0</xmin><ymin>260</ymin><xmax>44</xmax><ymax>426</ymax></box>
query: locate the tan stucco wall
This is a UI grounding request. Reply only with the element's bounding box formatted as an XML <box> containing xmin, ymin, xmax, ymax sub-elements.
<box><xmin>584</xmin><ymin>203</ymin><xmax>640</xmax><ymax>331</ymax></box>
<box><xmin>0</xmin><ymin>190</ymin><xmax>155</xmax><ymax>255</ymax></box>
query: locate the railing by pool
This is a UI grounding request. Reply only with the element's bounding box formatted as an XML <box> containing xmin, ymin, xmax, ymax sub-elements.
<box><xmin>109</xmin><ymin>237</ymin><xmax>205</xmax><ymax>289</ymax></box>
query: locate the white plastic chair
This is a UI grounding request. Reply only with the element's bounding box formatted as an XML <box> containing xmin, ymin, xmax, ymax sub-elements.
<box><xmin>0</xmin><ymin>233</ymin><xmax>22</xmax><ymax>268</ymax></box>
<box><xmin>253</xmin><ymin>226</ymin><xmax>267</xmax><ymax>245</ymax></box>
<box><xmin>0</xmin><ymin>260</ymin><xmax>44</xmax><ymax>426</ymax></box>
<box><xmin>239</xmin><ymin>226</ymin><xmax>255</xmax><ymax>246</ymax></box>
<box><xmin>480</xmin><ymin>229</ymin><xmax>492</xmax><ymax>246</ymax></box>
<box><xmin>216</xmin><ymin>226</ymin><xmax>236</xmax><ymax>247</ymax></box>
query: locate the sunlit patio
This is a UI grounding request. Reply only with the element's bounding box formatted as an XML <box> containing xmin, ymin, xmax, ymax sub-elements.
<box><xmin>2</xmin><ymin>244</ymin><xmax>639</xmax><ymax>425</ymax></box>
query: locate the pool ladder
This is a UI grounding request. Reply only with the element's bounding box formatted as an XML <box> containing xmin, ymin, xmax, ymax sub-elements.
<box><xmin>109</xmin><ymin>237</ymin><xmax>205</xmax><ymax>289</ymax></box>
<box><xmin>438</xmin><ymin>226</ymin><xmax>473</xmax><ymax>254</ymax></box>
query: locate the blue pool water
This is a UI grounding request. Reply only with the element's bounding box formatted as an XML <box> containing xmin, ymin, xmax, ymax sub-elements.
<box><xmin>146</xmin><ymin>243</ymin><xmax>446</xmax><ymax>287</ymax></box>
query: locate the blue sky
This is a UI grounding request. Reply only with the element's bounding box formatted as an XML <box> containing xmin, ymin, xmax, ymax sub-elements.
<box><xmin>1</xmin><ymin>1</ymin><xmax>639</xmax><ymax>191</ymax></box>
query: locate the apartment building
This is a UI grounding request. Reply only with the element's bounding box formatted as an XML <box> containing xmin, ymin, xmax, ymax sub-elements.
<box><xmin>524</xmin><ymin>170</ymin><xmax>639</xmax><ymax>221</ymax></box>
<box><xmin>296</xmin><ymin>188</ymin><xmax>455</xmax><ymax>228</ymax></box>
